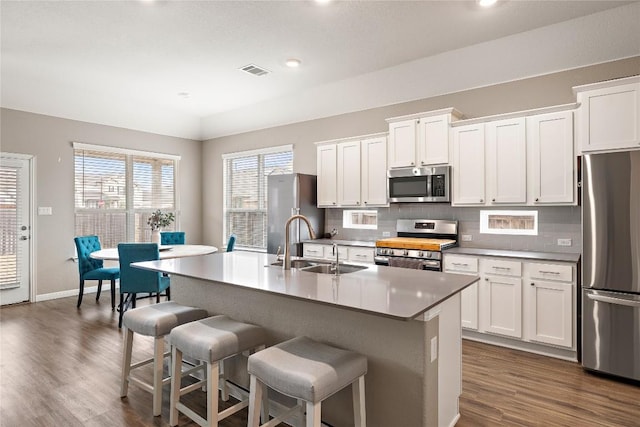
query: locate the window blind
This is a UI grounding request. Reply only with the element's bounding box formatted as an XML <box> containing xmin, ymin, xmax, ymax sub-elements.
<box><xmin>223</xmin><ymin>146</ymin><xmax>293</xmax><ymax>250</ymax></box>
<box><xmin>0</xmin><ymin>166</ymin><xmax>20</xmax><ymax>289</ymax></box>
<box><xmin>74</xmin><ymin>145</ymin><xmax>177</xmax><ymax>247</ymax></box>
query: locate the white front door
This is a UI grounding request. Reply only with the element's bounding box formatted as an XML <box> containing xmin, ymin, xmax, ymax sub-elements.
<box><xmin>0</xmin><ymin>155</ymin><xmax>32</xmax><ymax>305</ymax></box>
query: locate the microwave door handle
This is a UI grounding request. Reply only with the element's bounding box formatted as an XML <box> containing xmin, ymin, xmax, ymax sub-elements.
<box><xmin>426</xmin><ymin>175</ymin><xmax>432</xmax><ymax>198</ymax></box>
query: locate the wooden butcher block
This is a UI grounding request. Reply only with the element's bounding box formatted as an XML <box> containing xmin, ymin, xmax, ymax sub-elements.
<box><xmin>375</xmin><ymin>237</ymin><xmax>457</xmax><ymax>251</ymax></box>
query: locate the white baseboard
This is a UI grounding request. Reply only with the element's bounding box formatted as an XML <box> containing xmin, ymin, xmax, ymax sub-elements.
<box><xmin>35</xmin><ymin>283</ymin><xmax>119</xmax><ymax>302</ymax></box>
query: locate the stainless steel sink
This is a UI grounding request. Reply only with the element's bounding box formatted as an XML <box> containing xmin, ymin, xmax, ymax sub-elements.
<box><xmin>301</xmin><ymin>264</ymin><xmax>368</xmax><ymax>274</ymax></box>
<box><xmin>270</xmin><ymin>259</ymin><xmax>316</xmax><ymax>268</ymax></box>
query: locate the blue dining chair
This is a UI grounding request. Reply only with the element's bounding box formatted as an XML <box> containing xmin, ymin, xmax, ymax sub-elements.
<box><xmin>117</xmin><ymin>243</ymin><xmax>171</xmax><ymax>328</ymax></box>
<box><xmin>74</xmin><ymin>235</ymin><xmax>120</xmax><ymax>310</ymax></box>
<box><xmin>160</xmin><ymin>231</ymin><xmax>185</xmax><ymax>245</ymax></box>
<box><xmin>226</xmin><ymin>234</ymin><xmax>237</xmax><ymax>252</ymax></box>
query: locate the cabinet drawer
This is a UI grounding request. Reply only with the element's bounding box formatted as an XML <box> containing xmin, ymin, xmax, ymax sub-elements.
<box><xmin>348</xmin><ymin>247</ymin><xmax>374</xmax><ymax>264</ymax></box>
<box><xmin>444</xmin><ymin>255</ymin><xmax>478</xmax><ymax>274</ymax></box>
<box><xmin>303</xmin><ymin>244</ymin><xmax>326</xmax><ymax>259</ymax></box>
<box><xmin>482</xmin><ymin>259</ymin><xmax>521</xmax><ymax>277</ymax></box>
<box><xmin>529</xmin><ymin>263</ymin><xmax>573</xmax><ymax>282</ymax></box>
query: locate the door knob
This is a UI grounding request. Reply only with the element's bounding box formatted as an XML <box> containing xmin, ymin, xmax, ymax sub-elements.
<box><xmin>20</xmin><ymin>236</ymin><xmax>28</xmax><ymax>240</ymax></box>
<box><xmin>21</xmin><ymin>225</ymin><xmax>28</xmax><ymax>231</ymax></box>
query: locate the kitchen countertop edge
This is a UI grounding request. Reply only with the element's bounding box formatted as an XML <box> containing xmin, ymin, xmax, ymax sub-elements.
<box><xmin>444</xmin><ymin>247</ymin><xmax>580</xmax><ymax>263</ymax></box>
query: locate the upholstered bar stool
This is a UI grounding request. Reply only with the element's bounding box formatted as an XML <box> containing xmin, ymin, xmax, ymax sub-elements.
<box><xmin>247</xmin><ymin>336</ymin><xmax>368</xmax><ymax>427</ymax></box>
<box><xmin>168</xmin><ymin>315</ymin><xmax>266</xmax><ymax>427</ymax></box>
<box><xmin>120</xmin><ymin>301</ymin><xmax>209</xmax><ymax>416</ymax></box>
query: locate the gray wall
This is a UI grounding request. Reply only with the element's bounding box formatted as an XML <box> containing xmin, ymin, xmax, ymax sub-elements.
<box><xmin>0</xmin><ymin>109</ymin><xmax>202</xmax><ymax>297</ymax></box>
<box><xmin>202</xmin><ymin>56</ymin><xmax>640</xmax><ymax>248</ymax></box>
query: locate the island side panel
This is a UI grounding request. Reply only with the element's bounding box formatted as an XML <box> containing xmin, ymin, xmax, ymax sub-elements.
<box><xmin>173</xmin><ymin>275</ymin><xmax>430</xmax><ymax>427</ymax></box>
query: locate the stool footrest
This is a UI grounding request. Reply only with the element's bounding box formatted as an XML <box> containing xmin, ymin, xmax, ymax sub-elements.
<box><xmin>218</xmin><ymin>399</ymin><xmax>249</xmax><ymax>420</ymax></box>
<box><xmin>176</xmin><ymin>402</ymin><xmax>207</xmax><ymax>427</ymax></box>
<box><xmin>129</xmin><ymin>377</ymin><xmax>155</xmax><ymax>394</ymax></box>
<box><xmin>260</xmin><ymin>403</ymin><xmax>303</xmax><ymax>427</ymax></box>
<box><xmin>179</xmin><ymin>379</ymin><xmax>206</xmax><ymax>396</ymax></box>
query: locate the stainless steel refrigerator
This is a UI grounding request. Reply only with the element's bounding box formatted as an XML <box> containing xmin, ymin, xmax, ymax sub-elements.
<box><xmin>266</xmin><ymin>173</ymin><xmax>324</xmax><ymax>256</ymax></box>
<box><xmin>582</xmin><ymin>150</ymin><xmax>640</xmax><ymax>381</ymax></box>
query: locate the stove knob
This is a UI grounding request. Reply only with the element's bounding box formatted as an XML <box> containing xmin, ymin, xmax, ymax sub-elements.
<box><xmin>404</xmin><ymin>249</ymin><xmax>409</xmax><ymax>256</ymax></box>
<box><xmin>381</xmin><ymin>249</ymin><xmax>387</xmax><ymax>255</ymax></box>
<box><xmin>426</xmin><ymin>252</ymin><xmax>432</xmax><ymax>258</ymax></box>
<box><xmin>418</xmin><ymin>251</ymin><xmax>424</xmax><ymax>257</ymax></box>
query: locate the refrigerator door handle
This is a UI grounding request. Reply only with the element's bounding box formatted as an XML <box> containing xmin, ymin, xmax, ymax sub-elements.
<box><xmin>587</xmin><ymin>291</ymin><xmax>640</xmax><ymax>308</ymax></box>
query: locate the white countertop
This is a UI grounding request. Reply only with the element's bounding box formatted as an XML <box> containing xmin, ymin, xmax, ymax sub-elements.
<box><xmin>133</xmin><ymin>252</ymin><xmax>478</xmax><ymax>321</ymax></box>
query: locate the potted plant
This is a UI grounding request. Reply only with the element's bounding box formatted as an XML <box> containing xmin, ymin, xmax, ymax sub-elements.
<box><xmin>147</xmin><ymin>210</ymin><xmax>175</xmax><ymax>244</ymax></box>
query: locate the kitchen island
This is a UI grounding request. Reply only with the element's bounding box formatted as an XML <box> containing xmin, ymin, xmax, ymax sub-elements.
<box><xmin>134</xmin><ymin>251</ymin><xmax>478</xmax><ymax>427</ymax></box>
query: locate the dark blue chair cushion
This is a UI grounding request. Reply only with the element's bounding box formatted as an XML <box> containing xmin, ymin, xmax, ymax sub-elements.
<box><xmin>160</xmin><ymin>231</ymin><xmax>185</xmax><ymax>245</ymax></box>
<box><xmin>74</xmin><ymin>235</ymin><xmax>120</xmax><ymax>280</ymax></box>
<box><xmin>118</xmin><ymin>243</ymin><xmax>170</xmax><ymax>295</ymax></box>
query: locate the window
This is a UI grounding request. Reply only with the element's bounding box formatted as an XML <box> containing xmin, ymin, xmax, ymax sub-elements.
<box><xmin>223</xmin><ymin>145</ymin><xmax>293</xmax><ymax>250</ymax></box>
<box><xmin>74</xmin><ymin>143</ymin><xmax>180</xmax><ymax>247</ymax></box>
<box><xmin>342</xmin><ymin>210</ymin><xmax>378</xmax><ymax>230</ymax></box>
<box><xmin>480</xmin><ymin>210</ymin><xmax>538</xmax><ymax>236</ymax></box>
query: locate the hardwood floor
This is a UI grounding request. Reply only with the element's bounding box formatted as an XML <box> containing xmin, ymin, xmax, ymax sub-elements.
<box><xmin>1</xmin><ymin>296</ymin><xmax>638</xmax><ymax>427</ymax></box>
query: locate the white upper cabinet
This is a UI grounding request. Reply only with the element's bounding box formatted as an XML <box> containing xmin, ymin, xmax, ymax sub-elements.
<box><xmin>486</xmin><ymin>117</ymin><xmax>527</xmax><ymax>204</ymax></box>
<box><xmin>387</xmin><ymin>108</ymin><xmax>462</xmax><ymax>168</ymax></box>
<box><xmin>574</xmin><ymin>76</ymin><xmax>640</xmax><ymax>153</ymax></box>
<box><xmin>316</xmin><ymin>133</ymin><xmax>388</xmax><ymax>208</ymax></box>
<box><xmin>388</xmin><ymin>119</ymin><xmax>417</xmax><ymax>168</ymax></box>
<box><xmin>452</xmin><ymin>123</ymin><xmax>485</xmax><ymax>205</ymax></box>
<box><xmin>337</xmin><ymin>141</ymin><xmax>362</xmax><ymax>206</ymax></box>
<box><xmin>361</xmin><ymin>136</ymin><xmax>388</xmax><ymax>206</ymax></box>
<box><xmin>452</xmin><ymin>104</ymin><xmax>577</xmax><ymax>207</ymax></box>
<box><xmin>528</xmin><ymin>111</ymin><xmax>575</xmax><ymax>204</ymax></box>
<box><xmin>317</xmin><ymin>144</ymin><xmax>337</xmax><ymax>207</ymax></box>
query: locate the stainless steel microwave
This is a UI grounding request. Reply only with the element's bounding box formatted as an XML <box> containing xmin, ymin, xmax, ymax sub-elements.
<box><xmin>388</xmin><ymin>166</ymin><xmax>451</xmax><ymax>203</ymax></box>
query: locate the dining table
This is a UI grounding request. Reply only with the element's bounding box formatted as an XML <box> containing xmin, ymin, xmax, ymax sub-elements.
<box><xmin>90</xmin><ymin>244</ymin><xmax>218</xmax><ymax>261</ymax></box>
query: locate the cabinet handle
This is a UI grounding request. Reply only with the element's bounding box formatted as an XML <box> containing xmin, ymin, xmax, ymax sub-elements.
<box><xmin>332</xmin><ymin>202</ymin><xmax>336</xmax><ymax>205</ymax></box>
<box><xmin>364</xmin><ymin>201</ymin><xmax>368</xmax><ymax>204</ymax></box>
<box><xmin>492</xmin><ymin>266</ymin><xmax>511</xmax><ymax>270</ymax></box>
<box><xmin>480</xmin><ymin>199</ymin><xmax>483</xmax><ymax>203</ymax></box>
<box><xmin>485</xmin><ymin>278</ymin><xmax>489</xmax><ymax>281</ymax></box>
<box><xmin>539</xmin><ymin>271</ymin><xmax>560</xmax><ymax>275</ymax></box>
<box><xmin>356</xmin><ymin>201</ymin><xmax>360</xmax><ymax>205</ymax></box>
<box><xmin>452</xmin><ymin>262</ymin><xmax>469</xmax><ymax>267</ymax></box>
<box><xmin>530</xmin><ymin>282</ymin><xmax>535</xmax><ymax>286</ymax></box>
<box><xmin>492</xmin><ymin>198</ymin><xmax>496</xmax><ymax>202</ymax></box>
<box><xmin>535</xmin><ymin>198</ymin><xmax>539</xmax><ymax>202</ymax></box>
<box><xmin>411</xmin><ymin>162</ymin><xmax>415</xmax><ymax>166</ymax></box>
<box><xmin>421</xmin><ymin>161</ymin><xmax>425</xmax><ymax>165</ymax></box>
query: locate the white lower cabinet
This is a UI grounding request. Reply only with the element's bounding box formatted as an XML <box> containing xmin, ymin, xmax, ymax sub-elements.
<box><xmin>303</xmin><ymin>243</ymin><xmax>374</xmax><ymax>264</ymax></box>
<box><xmin>443</xmin><ymin>252</ymin><xmax>577</xmax><ymax>358</ymax></box>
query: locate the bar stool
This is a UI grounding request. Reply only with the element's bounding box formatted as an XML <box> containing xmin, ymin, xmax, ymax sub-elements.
<box><xmin>168</xmin><ymin>315</ymin><xmax>266</xmax><ymax>427</ymax></box>
<box><xmin>120</xmin><ymin>301</ymin><xmax>209</xmax><ymax>416</ymax></box>
<box><xmin>247</xmin><ymin>336</ymin><xmax>368</xmax><ymax>427</ymax></box>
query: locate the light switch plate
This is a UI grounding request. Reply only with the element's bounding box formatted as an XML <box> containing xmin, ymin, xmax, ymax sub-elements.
<box><xmin>557</xmin><ymin>238</ymin><xmax>572</xmax><ymax>247</ymax></box>
<box><xmin>382</xmin><ymin>231</ymin><xmax>391</xmax><ymax>237</ymax></box>
<box><xmin>430</xmin><ymin>337</ymin><xmax>438</xmax><ymax>362</ymax></box>
<box><xmin>38</xmin><ymin>206</ymin><xmax>52</xmax><ymax>215</ymax></box>
<box><xmin>461</xmin><ymin>234</ymin><xmax>473</xmax><ymax>242</ymax></box>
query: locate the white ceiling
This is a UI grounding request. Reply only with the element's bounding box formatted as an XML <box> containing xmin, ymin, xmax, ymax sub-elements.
<box><xmin>1</xmin><ymin>1</ymin><xmax>639</xmax><ymax>141</ymax></box>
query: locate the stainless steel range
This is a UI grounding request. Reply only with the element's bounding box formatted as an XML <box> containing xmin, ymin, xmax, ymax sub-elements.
<box><xmin>374</xmin><ymin>219</ymin><xmax>458</xmax><ymax>271</ymax></box>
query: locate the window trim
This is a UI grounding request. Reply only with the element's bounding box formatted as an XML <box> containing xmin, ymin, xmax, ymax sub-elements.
<box><xmin>72</xmin><ymin>142</ymin><xmax>181</xmax><ymax>161</ymax></box>
<box><xmin>479</xmin><ymin>210</ymin><xmax>538</xmax><ymax>236</ymax></box>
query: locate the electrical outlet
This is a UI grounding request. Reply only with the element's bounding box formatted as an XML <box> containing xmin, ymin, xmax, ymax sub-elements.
<box><xmin>461</xmin><ymin>234</ymin><xmax>472</xmax><ymax>242</ymax></box>
<box><xmin>38</xmin><ymin>206</ymin><xmax>52</xmax><ymax>215</ymax></box>
<box><xmin>557</xmin><ymin>238</ymin><xmax>572</xmax><ymax>247</ymax></box>
<box><xmin>382</xmin><ymin>231</ymin><xmax>391</xmax><ymax>237</ymax></box>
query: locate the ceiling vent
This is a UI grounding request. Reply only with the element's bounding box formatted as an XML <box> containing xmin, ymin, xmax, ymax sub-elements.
<box><xmin>239</xmin><ymin>64</ymin><xmax>270</xmax><ymax>77</ymax></box>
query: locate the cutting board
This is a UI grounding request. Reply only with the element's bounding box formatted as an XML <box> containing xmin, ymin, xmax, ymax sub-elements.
<box><xmin>375</xmin><ymin>237</ymin><xmax>456</xmax><ymax>251</ymax></box>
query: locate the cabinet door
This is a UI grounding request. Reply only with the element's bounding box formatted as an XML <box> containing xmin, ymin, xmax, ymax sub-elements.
<box><xmin>578</xmin><ymin>82</ymin><xmax>640</xmax><ymax>152</ymax></box>
<box><xmin>529</xmin><ymin>111</ymin><xmax>575</xmax><ymax>204</ymax></box>
<box><xmin>337</xmin><ymin>141</ymin><xmax>361</xmax><ymax>206</ymax></box>
<box><xmin>303</xmin><ymin>243</ymin><xmax>326</xmax><ymax>259</ymax></box>
<box><xmin>486</xmin><ymin>118</ymin><xmax>527</xmax><ymax>204</ymax></box>
<box><xmin>417</xmin><ymin>114</ymin><xmax>450</xmax><ymax>166</ymax></box>
<box><xmin>317</xmin><ymin>144</ymin><xmax>337</xmax><ymax>207</ymax></box>
<box><xmin>388</xmin><ymin>119</ymin><xmax>417</xmax><ymax>168</ymax></box>
<box><xmin>461</xmin><ymin>283</ymin><xmax>479</xmax><ymax>330</ymax></box>
<box><xmin>525</xmin><ymin>280</ymin><xmax>573</xmax><ymax>348</ymax></box>
<box><xmin>452</xmin><ymin>124</ymin><xmax>485</xmax><ymax>205</ymax></box>
<box><xmin>480</xmin><ymin>275</ymin><xmax>522</xmax><ymax>338</ymax></box>
<box><xmin>361</xmin><ymin>136</ymin><xmax>388</xmax><ymax>206</ymax></box>
<box><xmin>348</xmin><ymin>247</ymin><xmax>375</xmax><ymax>264</ymax></box>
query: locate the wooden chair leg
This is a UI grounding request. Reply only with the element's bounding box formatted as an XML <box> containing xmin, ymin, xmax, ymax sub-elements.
<box><xmin>353</xmin><ymin>376</ymin><xmax>366</xmax><ymax>427</ymax></box>
<box><xmin>167</xmin><ymin>287</ymin><xmax>171</xmax><ymax>301</ymax></box>
<box><xmin>306</xmin><ymin>401</ymin><xmax>321</xmax><ymax>427</ymax></box>
<box><xmin>248</xmin><ymin>375</ymin><xmax>263</xmax><ymax>427</ymax></box>
<box><xmin>156</xmin><ymin>292</ymin><xmax>160</xmax><ymax>303</ymax></box>
<box><xmin>207</xmin><ymin>361</ymin><xmax>220</xmax><ymax>427</ymax></box>
<box><xmin>153</xmin><ymin>337</ymin><xmax>164</xmax><ymax>416</ymax></box>
<box><xmin>110</xmin><ymin>279</ymin><xmax>116</xmax><ymax>310</ymax></box>
<box><xmin>120</xmin><ymin>328</ymin><xmax>134</xmax><ymax>397</ymax></box>
<box><xmin>170</xmin><ymin>346</ymin><xmax>183</xmax><ymax>427</ymax></box>
<box><xmin>77</xmin><ymin>279</ymin><xmax>85</xmax><ymax>308</ymax></box>
<box><xmin>96</xmin><ymin>279</ymin><xmax>103</xmax><ymax>301</ymax></box>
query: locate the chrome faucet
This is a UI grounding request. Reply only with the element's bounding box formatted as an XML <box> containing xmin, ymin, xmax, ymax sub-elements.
<box><xmin>331</xmin><ymin>242</ymin><xmax>340</xmax><ymax>276</ymax></box>
<box><xmin>283</xmin><ymin>214</ymin><xmax>316</xmax><ymax>270</ymax></box>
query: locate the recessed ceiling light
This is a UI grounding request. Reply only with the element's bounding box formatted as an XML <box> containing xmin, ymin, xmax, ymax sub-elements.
<box><xmin>177</xmin><ymin>92</ymin><xmax>190</xmax><ymax>99</ymax></box>
<box><xmin>478</xmin><ymin>0</ymin><xmax>498</xmax><ymax>7</ymax></box>
<box><xmin>285</xmin><ymin>59</ymin><xmax>301</xmax><ymax>68</ymax></box>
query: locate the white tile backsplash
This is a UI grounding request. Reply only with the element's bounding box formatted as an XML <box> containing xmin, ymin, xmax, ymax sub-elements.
<box><xmin>324</xmin><ymin>204</ymin><xmax>581</xmax><ymax>254</ymax></box>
